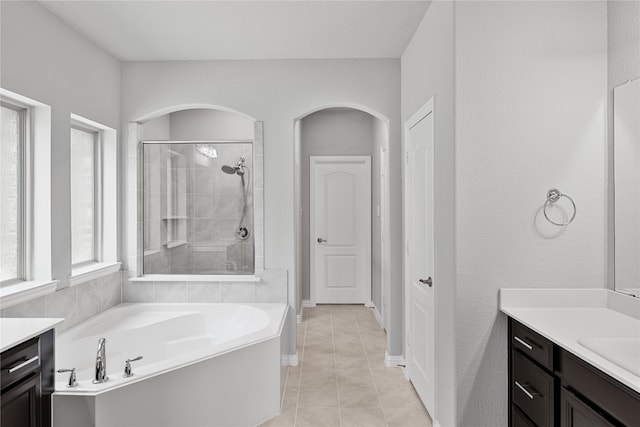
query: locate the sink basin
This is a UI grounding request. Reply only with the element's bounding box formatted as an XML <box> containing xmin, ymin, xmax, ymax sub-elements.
<box><xmin>577</xmin><ymin>337</ymin><xmax>640</xmax><ymax>376</ymax></box>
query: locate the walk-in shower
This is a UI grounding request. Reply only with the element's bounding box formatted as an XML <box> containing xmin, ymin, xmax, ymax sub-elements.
<box><xmin>142</xmin><ymin>142</ymin><xmax>254</xmax><ymax>275</ymax></box>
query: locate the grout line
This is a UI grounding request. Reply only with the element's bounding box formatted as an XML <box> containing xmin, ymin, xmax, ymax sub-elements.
<box><xmin>357</xmin><ymin>305</ymin><xmax>389</xmax><ymax>427</ymax></box>
<box><xmin>330</xmin><ymin>308</ymin><xmax>342</xmax><ymax>427</ymax></box>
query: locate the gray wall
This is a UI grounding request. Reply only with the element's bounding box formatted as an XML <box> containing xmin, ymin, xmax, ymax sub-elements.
<box><xmin>0</xmin><ymin>1</ymin><xmax>123</xmax><ymax>324</ymax></box>
<box><xmin>454</xmin><ymin>2</ymin><xmax>606</xmax><ymax>426</ymax></box>
<box><xmin>401</xmin><ymin>1</ymin><xmax>456</xmax><ymax>424</ymax></box>
<box><xmin>300</xmin><ymin>108</ymin><xmax>384</xmax><ymax>311</ymax></box>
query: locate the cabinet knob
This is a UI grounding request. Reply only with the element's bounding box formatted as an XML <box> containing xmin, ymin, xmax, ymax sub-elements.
<box><xmin>317</xmin><ymin>238</ymin><xmax>327</xmax><ymax>243</ymax></box>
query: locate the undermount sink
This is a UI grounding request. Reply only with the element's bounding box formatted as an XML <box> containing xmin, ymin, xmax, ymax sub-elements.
<box><xmin>577</xmin><ymin>336</ymin><xmax>640</xmax><ymax>376</ymax></box>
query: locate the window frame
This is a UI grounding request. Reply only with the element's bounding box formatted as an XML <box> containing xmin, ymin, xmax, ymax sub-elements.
<box><xmin>70</xmin><ymin>122</ymin><xmax>103</xmax><ymax>269</ymax></box>
<box><xmin>1</xmin><ymin>100</ymin><xmax>29</xmax><ymax>287</ymax></box>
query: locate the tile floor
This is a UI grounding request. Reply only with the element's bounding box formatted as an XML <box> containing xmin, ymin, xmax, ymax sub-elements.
<box><xmin>261</xmin><ymin>304</ymin><xmax>432</xmax><ymax>427</ymax></box>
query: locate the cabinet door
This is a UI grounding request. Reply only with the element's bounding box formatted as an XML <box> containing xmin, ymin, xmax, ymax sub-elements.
<box><xmin>560</xmin><ymin>388</ymin><xmax>615</xmax><ymax>427</ymax></box>
<box><xmin>1</xmin><ymin>372</ymin><xmax>41</xmax><ymax>427</ymax></box>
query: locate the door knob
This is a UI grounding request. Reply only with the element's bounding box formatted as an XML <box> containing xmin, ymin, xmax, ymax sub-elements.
<box><xmin>419</xmin><ymin>277</ymin><xmax>433</xmax><ymax>287</ymax></box>
<box><xmin>317</xmin><ymin>238</ymin><xmax>327</xmax><ymax>243</ymax></box>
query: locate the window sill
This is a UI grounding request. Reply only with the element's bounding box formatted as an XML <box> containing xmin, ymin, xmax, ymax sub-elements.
<box><xmin>69</xmin><ymin>262</ymin><xmax>122</xmax><ymax>287</ymax></box>
<box><xmin>0</xmin><ymin>280</ymin><xmax>59</xmax><ymax>310</ymax></box>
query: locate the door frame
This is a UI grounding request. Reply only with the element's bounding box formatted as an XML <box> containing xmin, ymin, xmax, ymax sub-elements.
<box><xmin>310</xmin><ymin>155</ymin><xmax>372</xmax><ymax>306</ymax></box>
<box><xmin>403</xmin><ymin>97</ymin><xmax>436</xmax><ymax>417</ymax></box>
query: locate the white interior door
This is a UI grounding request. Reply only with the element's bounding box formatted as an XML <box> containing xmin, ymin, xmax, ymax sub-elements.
<box><xmin>405</xmin><ymin>101</ymin><xmax>435</xmax><ymax>417</ymax></box>
<box><xmin>311</xmin><ymin>156</ymin><xmax>371</xmax><ymax>304</ymax></box>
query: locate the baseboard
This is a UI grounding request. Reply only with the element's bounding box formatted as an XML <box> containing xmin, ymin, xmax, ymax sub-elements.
<box><xmin>433</xmin><ymin>420</ymin><xmax>441</xmax><ymax>427</ymax></box>
<box><xmin>281</xmin><ymin>351</ymin><xmax>299</xmax><ymax>367</ymax></box>
<box><xmin>371</xmin><ymin>304</ymin><xmax>384</xmax><ymax>329</ymax></box>
<box><xmin>296</xmin><ymin>306</ymin><xmax>303</xmax><ymax>324</ymax></box>
<box><xmin>301</xmin><ymin>300</ymin><xmax>315</xmax><ymax>308</ymax></box>
<box><xmin>384</xmin><ymin>351</ymin><xmax>406</xmax><ymax>368</ymax></box>
<box><xmin>364</xmin><ymin>300</ymin><xmax>374</xmax><ymax>308</ymax></box>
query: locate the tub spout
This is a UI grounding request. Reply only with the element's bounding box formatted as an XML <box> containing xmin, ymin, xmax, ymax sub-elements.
<box><xmin>92</xmin><ymin>337</ymin><xmax>109</xmax><ymax>384</ymax></box>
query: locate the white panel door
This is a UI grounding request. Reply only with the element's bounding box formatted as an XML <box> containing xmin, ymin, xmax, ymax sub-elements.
<box><xmin>405</xmin><ymin>102</ymin><xmax>435</xmax><ymax>417</ymax></box>
<box><xmin>311</xmin><ymin>156</ymin><xmax>371</xmax><ymax>304</ymax></box>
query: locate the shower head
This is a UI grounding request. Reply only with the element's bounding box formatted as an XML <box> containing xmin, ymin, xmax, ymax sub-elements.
<box><xmin>221</xmin><ymin>165</ymin><xmax>238</xmax><ymax>175</ymax></box>
<box><xmin>221</xmin><ymin>156</ymin><xmax>246</xmax><ymax>175</ymax></box>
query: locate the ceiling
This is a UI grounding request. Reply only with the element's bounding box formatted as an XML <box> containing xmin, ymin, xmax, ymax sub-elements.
<box><xmin>39</xmin><ymin>1</ymin><xmax>431</xmax><ymax>61</ymax></box>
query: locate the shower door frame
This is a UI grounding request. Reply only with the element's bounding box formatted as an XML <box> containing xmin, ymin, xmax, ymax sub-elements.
<box><xmin>129</xmin><ymin>121</ymin><xmax>265</xmax><ymax>279</ymax></box>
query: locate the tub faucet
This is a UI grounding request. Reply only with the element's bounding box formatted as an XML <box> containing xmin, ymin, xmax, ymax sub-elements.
<box><xmin>92</xmin><ymin>337</ymin><xmax>109</xmax><ymax>384</ymax></box>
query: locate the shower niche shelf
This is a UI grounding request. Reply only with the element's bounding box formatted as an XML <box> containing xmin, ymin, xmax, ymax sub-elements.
<box><xmin>163</xmin><ymin>240</ymin><xmax>188</xmax><ymax>249</ymax></box>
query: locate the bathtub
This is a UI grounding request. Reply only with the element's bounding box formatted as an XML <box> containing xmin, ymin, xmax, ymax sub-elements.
<box><xmin>53</xmin><ymin>303</ymin><xmax>288</xmax><ymax>427</ymax></box>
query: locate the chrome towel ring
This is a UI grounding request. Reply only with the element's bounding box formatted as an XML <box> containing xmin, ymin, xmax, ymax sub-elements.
<box><xmin>543</xmin><ymin>188</ymin><xmax>576</xmax><ymax>226</ymax></box>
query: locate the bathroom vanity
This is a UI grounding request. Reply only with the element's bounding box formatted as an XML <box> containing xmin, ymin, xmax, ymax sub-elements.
<box><xmin>500</xmin><ymin>289</ymin><xmax>640</xmax><ymax>426</ymax></box>
<box><xmin>0</xmin><ymin>318</ymin><xmax>62</xmax><ymax>427</ymax></box>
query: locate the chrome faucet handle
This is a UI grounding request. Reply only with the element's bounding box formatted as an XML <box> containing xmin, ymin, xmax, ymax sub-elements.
<box><xmin>57</xmin><ymin>368</ymin><xmax>78</xmax><ymax>388</ymax></box>
<box><xmin>123</xmin><ymin>356</ymin><xmax>143</xmax><ymax>378</ymax></box>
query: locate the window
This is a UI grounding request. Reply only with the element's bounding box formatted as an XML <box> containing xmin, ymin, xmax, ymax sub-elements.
<box><xmin>70</xmin><ymin>126</ymin><xmax>100</xmax><ymax>267</ymax></box>
<box><xmin>0</xmin><ymin>102</ymin><xmax>26</xmax><ymax>284</ymax></box>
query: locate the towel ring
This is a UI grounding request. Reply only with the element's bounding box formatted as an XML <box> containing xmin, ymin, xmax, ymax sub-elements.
<box><xmin>543</xmin><ymin>189</ymin><xmax>576</xmax><ymax>226</ymax></box>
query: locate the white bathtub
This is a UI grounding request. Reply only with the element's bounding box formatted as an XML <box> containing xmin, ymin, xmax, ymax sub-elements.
<box><xmin>53</xmin><ymin>303</ymin><xmax>288</xmax><ymax>427</ymax></box>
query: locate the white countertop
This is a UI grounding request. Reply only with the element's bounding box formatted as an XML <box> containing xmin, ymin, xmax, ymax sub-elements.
<box><xmin>499</xmin><ymin>288</ymin><xmax>640</xmax><ymax>394</ymax></box>
<box><xmin>0</xmin><ymin>318</ymin><xmax>64</xmax><ymax>352</ymax></box>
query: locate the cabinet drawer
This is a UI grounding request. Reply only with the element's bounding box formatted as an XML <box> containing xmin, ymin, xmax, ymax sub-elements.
<box><xmin>1</xmin><ymin>338</ymin><xmax>40</xmax><ymax>390</ymax></box>
<box><xmin>512</xmin><ymin>349</ymin><xmax>555</xmax><ymax>427</ymax></box>
<box><xmin>511</xmin><ymin>319</ymin><xmax>554</xmax><ymax>371</ymax></box>
<box><xmin>561</xmin><ymin>350</ymin><xmax>640</xmax><ymax>426</ymax></box>
<box><xmin>512</xmin><ymin>404</ymin><xmax>536</xmax><ymax>427</ymax></box>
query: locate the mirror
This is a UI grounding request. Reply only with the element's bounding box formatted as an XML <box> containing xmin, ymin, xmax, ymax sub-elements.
<box><xmin>614</xmin><ymin>77</ymin><xmax>640</xmax><ymax>297</ymax></box>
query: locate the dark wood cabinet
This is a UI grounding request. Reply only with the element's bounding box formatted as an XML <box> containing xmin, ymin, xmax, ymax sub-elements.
<box><xmin>1</xmin><ymin>329</ymin><xmax>54</xmax><ymax>427</ymax></box>
<box><xmin>508</xmin><ymin>318</ymin><xmax>640</xmax><ymax>427</ymax></box>
<box><xmin>560</xmin><ymin>388</ymin><xmax>615</xmax><ymax>427</ymax></box>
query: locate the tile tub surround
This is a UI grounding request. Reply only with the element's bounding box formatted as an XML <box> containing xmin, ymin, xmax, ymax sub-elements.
<box><xmin>262</xmin><ymin>305</ymin><xmax>432</xmax><ymax>427</ymax></box>
<box><xmin>123</xmin><ymin>268</ymin><xmax>287</xmax><ymax>304</ymax></box>
<box><xmin>0</xmin><ymin>271</ymin><xmax>122</xmax><ymax>332</ymax></box>
<box><xmin>499</xmin><ymin>288</ymin><xmax>640</xmax><ymax>393</ymax></box>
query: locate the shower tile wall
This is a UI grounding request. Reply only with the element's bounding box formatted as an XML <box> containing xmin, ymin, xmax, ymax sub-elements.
<box><xmin>143</xmin><ymin>143</ymin><xmax>254</xmax><ymax>275</ymax></box>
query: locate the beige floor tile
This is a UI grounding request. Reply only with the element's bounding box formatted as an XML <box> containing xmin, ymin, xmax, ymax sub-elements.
<box><xmin>335</xmin><ymin>353</ymin><xmax>369</xmax><ymax>370</ymax></box>
<box><xmin>384</xmin><ymin>407</ymin><xmax>433</xmax><ymax>427</ymax></box>
<box><xmin>300</xmin><ymin>368</ymin><xmax>337</xmax><ymax>386</ymax></box>
<box><xmin>334</xmin><ymin>341</ymin><xmax>366</xmax><ymax>355</ymax></box>
<box><xmin>337</xmin><ymin>369</ymin><xmax>374</xmax><ymax>386</ymax></box>
<box><xmin>338</xmin><ymin>383</ymin><xmax>380</xmax><ymax>408</ymax></box>
<box><xmin>287</xmin><ymin>367</ymin><xmax>302</xmax><ymax>387</ymax></box>
<box><xmin>298</xmin><ymin>383</ymin><xmax>339</xmax><ymax>408</ymax></box>
<box><xmin>377</xmin><ymin>385</ymin><xmax>425</xmax><ymax>410</ymax></box>
<box><xmin>363</xmin><ymin>340</ymin><xmax>387</xmax><ymax>354</ymax></box>
<box><xmin>295</xmin><ymin>406</ymin><xmax>340</xmax><ymax>427</ymax></box>
<box><xmin>304</xmin><ymin>342</ymin><xmax>335</xmax><ymax>354</ymax></box>
<box><xmin>371</xmin><ymin>368</ymin><xmax>409</xmax><ymax>387</ymax></box>
<box><xmin>332</xmin><ymin>330</ymin><xmax>362</xmax><ymax>342</ymax></box>
<box><xmin>340</xmin><ymin>406</ymin><xmax>387</xmax><ymax>427</ymax></box>
<box><xmin>302</xmin><ymin>353</ymin><xmax>335</xmax><ymax>370</ymax></box>
<box><xmin>366</xmin><ymin>353</ymin><xmax>388</xmax><ymax>370</ymax></box>
<box><xmin>283</xmin><ymin>386</ymin><xmax>299</xmax><ymax>409</ymax></box>
<box><xmin>260</xmin><ymin>406</ymin><xmax>296</xmax><ymax>427</ymax></box>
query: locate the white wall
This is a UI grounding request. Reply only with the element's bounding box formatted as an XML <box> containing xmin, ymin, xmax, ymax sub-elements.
<box><xmin>121</xmin><ymin>59</ymin><xmax>403</xmax><ymax>352</ymax></box>
<box><xmin>454</xmin><ymin>2</ymin><xmax>607</xmax><ymax>425</ymax></box>
<box><xmin>401</xmin><ymin>1</ymin><xmax>456</xmax><ymax>425</ymax></box>
<box><xmin>0</xmin><ymin>1</ymin><xmax>122</xmax><ymax>324</ymax></box>
<box><xmin>300</xmin><ymin>109</ymin><xmax>377</xmax><ymax>305</ymax></box>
